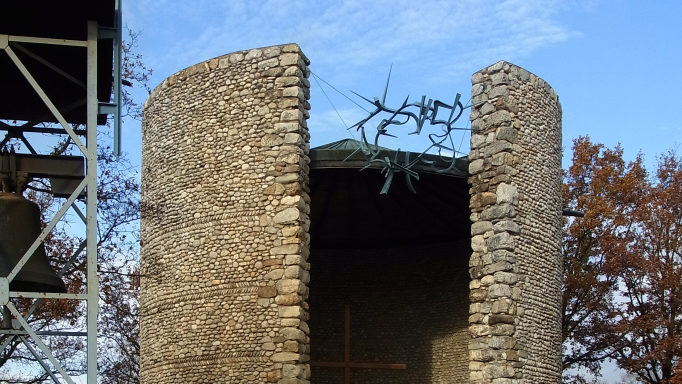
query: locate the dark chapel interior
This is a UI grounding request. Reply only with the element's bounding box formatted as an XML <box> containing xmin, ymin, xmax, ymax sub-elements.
<box><xmin>307</xmin><ymin>140</ymin><xmax>473</xmax><ymax>383</ymax></box>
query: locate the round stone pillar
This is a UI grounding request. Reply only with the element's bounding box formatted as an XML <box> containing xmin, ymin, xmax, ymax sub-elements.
<box><xmin>467</xmin><ymin>61</ymin><xmax>563</xmax><ymax>383</ymax></box>
<box><xmin>140</xmin><ymin>44</ymin><xmax>312</xmax><ymax>384</ymax></box>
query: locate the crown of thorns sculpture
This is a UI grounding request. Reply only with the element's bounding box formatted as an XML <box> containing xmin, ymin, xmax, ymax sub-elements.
<box><xmin>347</xmin><ymin>70</ymin><xmax>469</xmax><ymax>194</ymax></box>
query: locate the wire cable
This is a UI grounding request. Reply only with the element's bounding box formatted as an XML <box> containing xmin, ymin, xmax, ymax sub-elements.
<box><xmin>310</xmin><ymin>71</ymin><xmax>371</xmax><ymax>114</ymax></box>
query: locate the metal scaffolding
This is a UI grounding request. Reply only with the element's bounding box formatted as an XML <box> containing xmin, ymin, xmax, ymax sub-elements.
<box><xmin>0</xmin><ymin>0</ymin><xmax>122</xmax><ymax>381</ymax></box>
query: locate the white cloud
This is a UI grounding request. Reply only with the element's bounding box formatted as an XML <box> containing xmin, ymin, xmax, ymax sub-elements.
<box><xmin>127</xmin><ymin>0</ymin><xmax>582</xmax><ymax>85</ymax></box>
<box><xmin>124</xmin><ymin>0</ymin><xmax>582</xmax><ymax>153</ymax></box>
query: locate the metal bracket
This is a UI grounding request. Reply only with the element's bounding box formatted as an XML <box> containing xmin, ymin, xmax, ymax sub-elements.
<box><xmin>0</xmin><ymin>34</ymin><xmax>7</xmax><ymax>49</ymax></box>
<box><xmin>98</xmin><ymin>102</ymin><xmax>117</xmax><ymax>115</ymax></box>
<box><xmin>98</xmin><ymin>27</ymin><xmax>117</xmax><ymax>40</ymax></box>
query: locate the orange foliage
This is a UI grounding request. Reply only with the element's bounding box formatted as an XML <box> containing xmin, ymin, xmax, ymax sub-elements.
<box><xmin>562</xmin><ymin>137</ymin><xmax>682</xmax><ymax>384</ymax></box>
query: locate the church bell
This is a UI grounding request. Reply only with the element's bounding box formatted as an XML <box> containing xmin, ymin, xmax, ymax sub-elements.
<box><xmin>0</xmin><ymin>193</ymin><xmax>67</xmax><ymax>293</ymax></box>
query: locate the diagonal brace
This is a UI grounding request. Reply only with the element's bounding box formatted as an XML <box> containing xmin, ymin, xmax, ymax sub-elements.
<box><xmin>2</xmin><ymin>45</ymin><xmax>89</xmax><ymax>157</ymax></box>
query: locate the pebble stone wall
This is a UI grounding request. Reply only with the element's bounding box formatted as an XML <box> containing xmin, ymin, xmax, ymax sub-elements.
<box><xmin>140</xmin><ymin>43</ymin><xmax>313</xmax><ymax>384</ymax></box>
<box><xmin>467</xmin><ymin>61</ymin><xmax>563</xmax><ymax>384</ymax></box>
<box><xmin>140</xmin><ymin>48</ymin><xmax>563</xmax><ymax>383</ymax></box>
<box><xmin>308</xmin><ymin>240</ymin><xmax>471</xmax><ymax>384</ymax></box>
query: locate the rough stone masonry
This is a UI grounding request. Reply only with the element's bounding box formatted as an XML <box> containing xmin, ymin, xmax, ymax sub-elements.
<box><xmin>140</xmin><ymin>42</ymin><xmax>562</xmax><ymax>383</ymax></box>
<box><xmin>467</xmin><ymin>61</ymin><xmax>563</xmax><ymax>384</ymax></box>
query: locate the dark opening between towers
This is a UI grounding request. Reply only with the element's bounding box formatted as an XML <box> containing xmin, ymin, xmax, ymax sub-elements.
<box><xmin>307</xmin><ymin>140</ymin><xmax>473</xmax><ymax>383</ymax></box>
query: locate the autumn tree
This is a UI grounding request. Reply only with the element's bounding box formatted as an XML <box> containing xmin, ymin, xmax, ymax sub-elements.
<box><xmin>610</xmin><ymin>150</ymin><xmax>682</xmax><ymax>384</ymax></box>
<box><xmin>562</xmin><ymin>136</ymin><xmax>649</xmax><ymax>382</ymax></box>
<box><xmin>562</xmin><ymin>137</ymin><xmax>682</xmax><ymax>384</ymax></box>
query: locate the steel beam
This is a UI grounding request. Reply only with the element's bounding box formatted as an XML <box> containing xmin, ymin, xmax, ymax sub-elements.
<box><xmin>3</xmin><ymin>45</ymin><xmax>89</xmax><ymax>156</ymax></box>
<box><xmin>0</xmin><ymin>16</ymin><xmax>111</xmax><ymax>384</ymax></box>
<box><xmin>85</xmin><ymin>21</ymin><xmax>99</xmax><ymax>384</ymax></box>
<box><xmin>6</xmin><ymin>303</ymin><xmax>76</xmax><ymax>384</ymax></box>
<box><xmin>19</xmin><ymin>336</ymin><xmax>63</xmax><ymax>384</ymax></box>
<box><xmin>5</xmin><ymin>35</ymin><xmax>87</xmax><ymax>48</ymax></box>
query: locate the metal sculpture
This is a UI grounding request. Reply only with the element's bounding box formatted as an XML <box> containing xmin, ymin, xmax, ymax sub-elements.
<box><xmin>346</xmin><ymin>68</ymin><xmax>469</xmax><ymax>194</ymax></box>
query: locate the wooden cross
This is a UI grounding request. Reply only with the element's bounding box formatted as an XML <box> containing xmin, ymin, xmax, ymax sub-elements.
<box><xmin>310</xmin><ymin>305</ymin><xmax>406</xmax><ymax>384</ymax></box>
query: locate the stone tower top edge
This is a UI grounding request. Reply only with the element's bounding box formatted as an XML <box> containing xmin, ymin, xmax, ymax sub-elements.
<box><xmin>472</xmin><ymin>60</ymin><xmax>560</xmax><ymax>106</ymax></box>
<box><xmin>143</xmin><ymin>42</ymin><xmax>309</xmax><ymax>108</ymax></box>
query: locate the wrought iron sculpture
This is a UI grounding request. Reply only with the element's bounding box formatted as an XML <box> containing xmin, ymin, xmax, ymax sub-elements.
<box><xmin>346</xmin><ymin>68</ymin><xmax>469</xmax><ymax>194</ymax></box>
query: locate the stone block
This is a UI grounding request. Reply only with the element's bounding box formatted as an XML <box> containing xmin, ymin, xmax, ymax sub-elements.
<box><xmin>488</xmin><ymin>232</ymin><xmax>514</xmax><ymax>251</ymax></box>
<box><xmin>264</xmin><ymin>259</ymin><xmax>284</xmax><ymax>267</ymax></box>
<box><xmin>493</xmin><ymin>220</ymin><xmax>520</xmax><ymax>234</ymax></box>
<box><xmin>258</xmin><ymin>58</ymin><xmax>280</xmax><ymax>69</ymax></box>
<box><xmin>276</xmin><ymin>294</ymin><xmax>302</xmax><ymax>306</ymax></box>
<box><xmin>471</xmin><ymin>117</ymin><xmax>484</xmax><ymax>132</ymax></box>
<box><xmin>469</xmin><ymin>324</ymin><xmax>491</xmax><ymax>337</ymax></box>
<box><xmin>483</xmin><ymin>363</ymin><xmax>515</xmax><ymax>378</ymax></box>
<box><xmin>274</xmin><ymin>208</ymin><xmax>300</xmax><ymax>224</ymax></box>
<box><xmin>275</xmin><ymin>174</ymin><xmax>300</xmax><ymax>184</ymax></box>
<box><xmin>491</xmin><ymin>72</ymin><xmax>509</xmax><ymax>86</ymax></box>
<box><xmin>489</xmin><ymin>85</ymin><xmax>509</xmax><ymax>98</ymax></box>
<box><xmin>488</xmin><ymin>314</ymin><xmax>514</xmax><ymax>325</ymax></box>
<box><xmin>470</xmin><ymin>349</ymin><xmax>495</xmax><ymax>362</ymax></box>
<box><xmin>278</xmin><ymin>306</ymin><xmax>303</xmax><ymax>318</ymax></box>
<box><xmin>281</xmin><ymin>327</ymin><xmax>306</xmax><ymax>342</ymax></box>
<box><xmin>284</xmin><ymin>265</ymin><xmax>305</xmax><ymax>279</ymax></box>
<box><xmin>264</xmin><ymin>183</ymin><xmax>286</xmax><ymax>195</ymax></box>
<box><xmin>471</xmin><ymin>221</ymin><xmax>493</xmax><ymax>235</ymax></box>
<box><xmin>271</xmin><ymin>352</ymin><xmax>301</xmax><ymax>363</ymax></box>
<box><xmin>271</xmin><ymin>244</ymin><xmax>301</xmax><ymax>255</ymax></box>
<box><xmin>484</xmin><ymin>110</ymin><xmax>511</xmax><ymax>130</ymax></box>
<box><xmin>491</xmin><ymin>249</ymin><xmax>516</xmax><ymax>263</ymax></box>
<box><xmin>245</xmin><ymin>49</ymin><xmax>262</xmax><ymax>60</ymax></box>
<box><xmin>480</xmin><ymin>102</ymin><xmax>496</xmax><ymax>116</ymax></box>
<box><xmin>282</xmin><ymin>364</ymin><xmax>303</xmax><ymax>378</ymax></box>
<box><xmin>279</xmin><ymin>53</ymin><xmax>300</xmax><ymax>66</ymax></box>
<box><xmin>491</xmin><ymin>298</ymin><xmax>513</xmax><ymax>314</ymax></box>
<box><xmin>472</xmin><ymin>83</ymin><xmax>484</xmax><ymax>97</ymax></box>
<box><xmin>480</xmin><ymin>205</ymin><xmax>516</xmax><ymax>221</ymax></box>
<box><xmin>265</xmin><ymin>269</ymin><xmax>285</xmax><ymax>280</ymax></box>
<box><xmin>285</xmin><ymin>254</ymin><xmax>309</xmax><ymax>266</ymax></box>
<box><xmin>488</xmin><ymin>61</ymin><xmax>504</xmax><ymax>72</ymax></box>
<box><xmin>496</xmin><ymin>183</ymin><xmax>519</xmax><ymax>205</ymax></box>
<box><xmin>469</xmin><ymin>158</ymin><xmax>485</xmax><ymax>174</ymax></box>
<box><xmin>470</xmin><ymin>288</ymin><xmax>487</xmax><ymax>302</ymax></box>
<box><xmin>496</xmin><ymin>127</ymin><xmax>517</xmax><ymax>143</ymax></box>
<box><xmin>280</xmin><ymin>109</ymin><xmax>303</xmax><ymax>122</ymax></box>
<box><xmin>488</xmin><ymin>284</ymin><xmax>511</xmax><ymax>299</ymax></box>
<box><xmin>276</xmin><ymin>279</ymin><xmax>305</xmax><ymax>295</ymax></box>
<box><xmin>472</xmin><ymin>235</ymin><xmax>487</xmax><ymax>252</ymax></box>
<box><xmin>484</xmin><ymin>141</ymin><xmax>513</xmax><ymax>157</ymax></box>
<box><xmin>228</xmin><ymin>53</ymin><xmax>244</xmax><ymax>63</ymax></box>
<box><xmin>491</xmin><ymin>323</ymin><xmax>515</xmax><ymax>336</ymax></box>
<box><xmin>494</xmin><ymin>271</ymin><xmax>518</xmax><ymax>284</ymax></box>
<box><xmin>285</xmin><ymin>133</ymin><xmax>302</xmax><ymax>145</ymax></box>
<box><xmin>472</xmin><ymin>192</ymin><xmax>496</xmax><ymax>208</ymax></box>
<box><xmin>471</xmin><ymin>134</ymin><xmax>486</xmax><ymax>148</ymax></box>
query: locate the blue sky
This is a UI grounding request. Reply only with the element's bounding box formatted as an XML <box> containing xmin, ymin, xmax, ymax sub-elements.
<box><xmin>117</xmin><ymin>1</ymin><xmax>681</xmax><ymax>382</ymax></box>
<box><xmin>121</xmin><ymin>0</ymin><xmax>682</xmax><ymax>173</ymax></box>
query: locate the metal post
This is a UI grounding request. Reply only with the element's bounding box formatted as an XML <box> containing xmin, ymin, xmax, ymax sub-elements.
<box><xmin>113</xmin><ymin>0</ymin><xmax>122</xmax><ymax>157</ymax></box>
<box><xmin>86</xmin><ymin>21</ymin><xmax>99</xmax><ymax>384</ymax></box>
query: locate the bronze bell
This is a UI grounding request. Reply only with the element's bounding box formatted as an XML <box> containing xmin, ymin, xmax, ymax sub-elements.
<box><xmin>0</xmin><ymin>192</ymin><xmax>67</xmax><ymax>293</ymax></box>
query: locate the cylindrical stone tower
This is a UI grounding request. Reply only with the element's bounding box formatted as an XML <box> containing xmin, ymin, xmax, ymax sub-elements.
<box><xmin>140</xmin><ymin>44</ymin><xmax>312</xmax><ymax>384</ymax></box>
<box><xmin>467</xmin><ymin>61</ymin><xmax>563</xmax><ymax>383</ymax></box>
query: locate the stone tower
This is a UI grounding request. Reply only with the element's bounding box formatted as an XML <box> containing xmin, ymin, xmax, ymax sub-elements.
<box><xmin>140</xmin><ymin>44</ymin><xmax>563</xmax><ymax>383</ymax></box>
<box><xmin>467</xmin><ymin>61</ymin><xmax>563</xmax><ymax>383</ymax></box>
<box><xmin>140</xmin><ymin>43</ymin><xmax>313</xmax><ymax>383</ymax></box>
